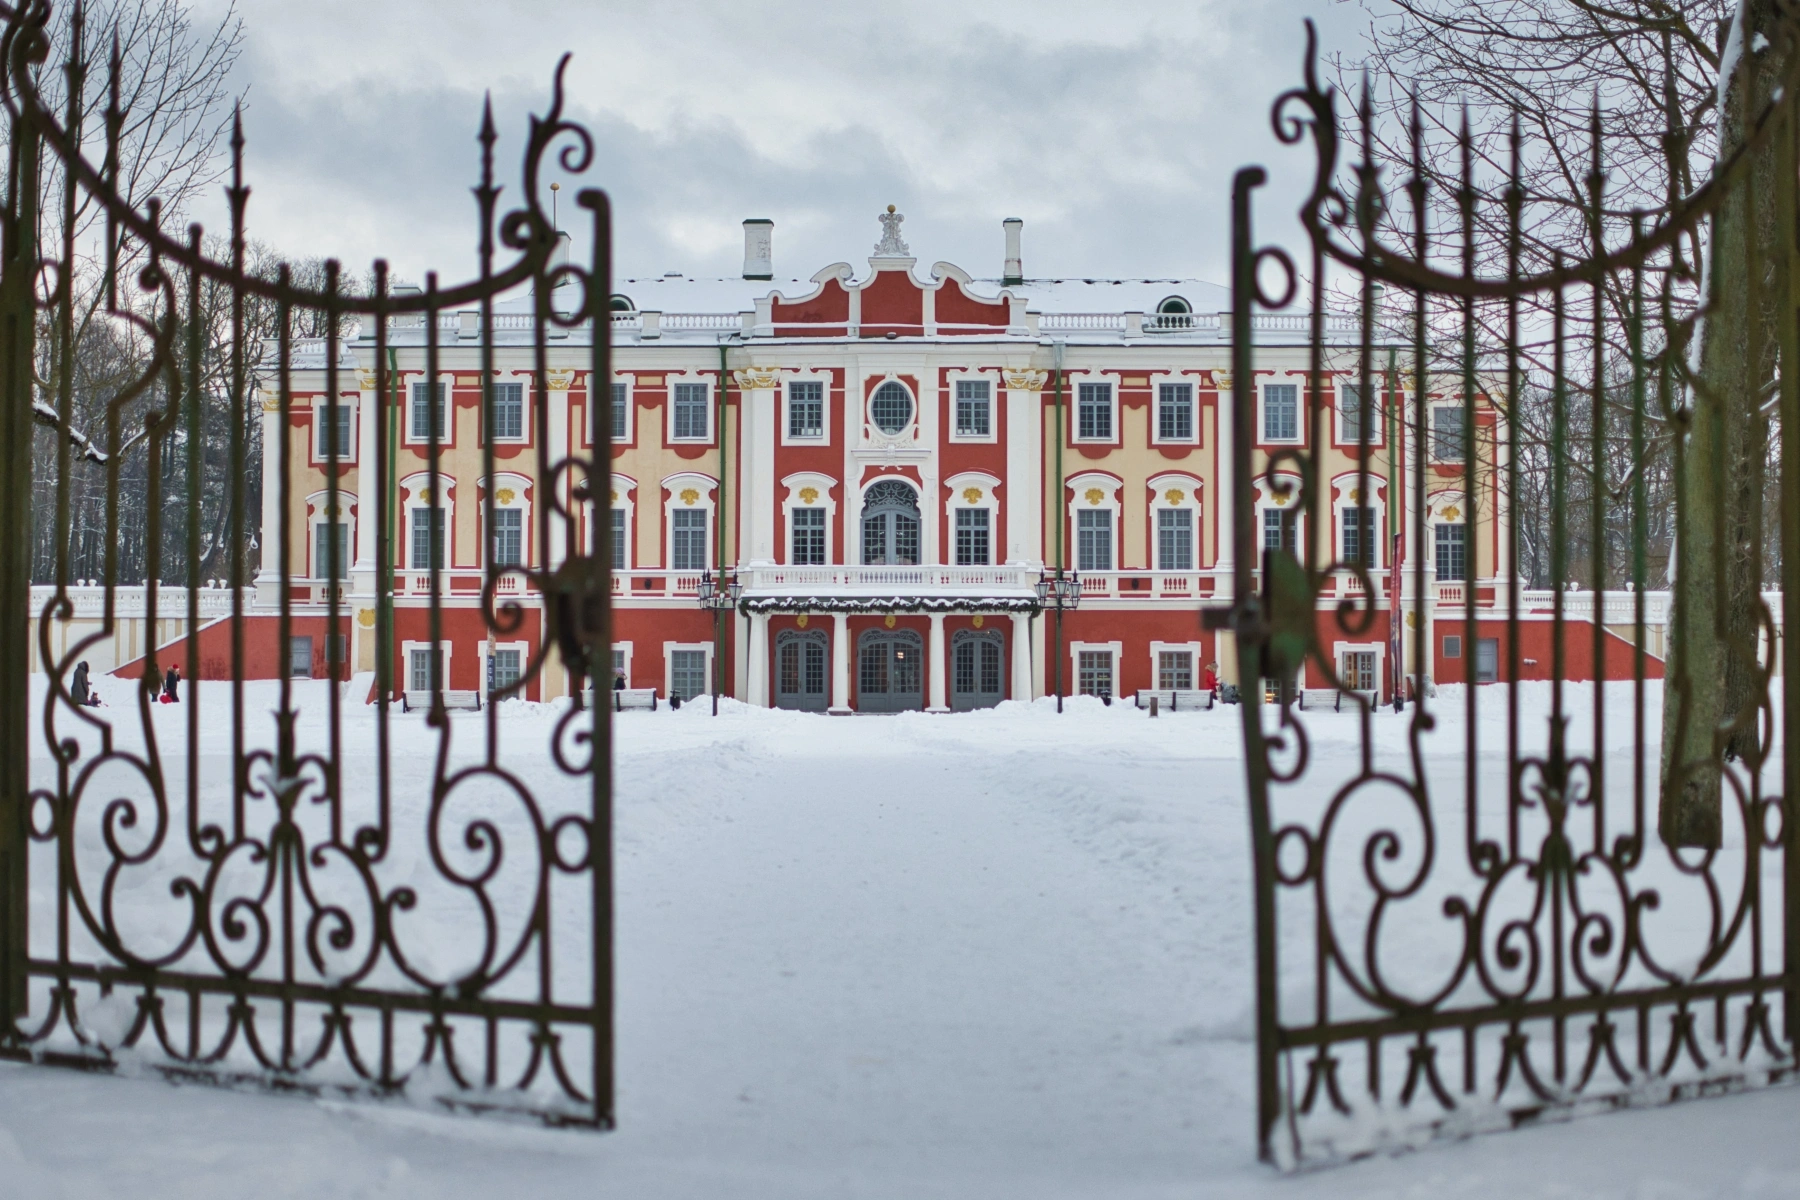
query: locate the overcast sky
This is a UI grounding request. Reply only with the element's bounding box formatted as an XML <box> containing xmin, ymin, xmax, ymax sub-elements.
<box><xmin>186</xmin><ymin>1</ymin><xmax>1378</xmax><ymax>297</ymax></box>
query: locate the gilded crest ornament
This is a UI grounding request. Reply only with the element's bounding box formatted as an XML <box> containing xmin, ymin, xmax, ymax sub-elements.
<box><xmin>680</xmin><ymin>488</ymin><xmax>699</xmax><ymax>506</ymax></box>
<box><xmin>799</xmin><ymin>487</ymin><xmax>819</xmax><ymax>505</ymax></box>
<box><xmin>962</xmin><ymin>487</ymin><xmax>982</xmax><ymax>504</ymax></box>
<box><xmin>1164</xmin><ymin>489</ymin><xmax>1185</xmax><ymax>506</ymax></box>
<box><xmin>883</xmin><ymin>614</ymin><xmax>898</xmax><ymax>629</ymax></box>
<box><xmin>496</xmin><ymin>488</ymin><xmax>516</xmax><ymax>505</ymax></box>
<box><xmin>1084</xmin><ymin>488</ymin><xmax>1104</xmax><ymax>506</ymax></box>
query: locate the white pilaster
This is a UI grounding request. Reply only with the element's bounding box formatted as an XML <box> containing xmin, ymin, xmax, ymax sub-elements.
<box><xmin>735</xmin><ymin>369</ymin><xmax>780</xmax><ymax>565</ymax></box>
<box><xmin>254</xmin><ymin>388</ymin><xmax>283</xmax><ymax>607</ymax></box>
<box><xmin>1010</xmin><ymin>611</ymin><xmax>1032</xmax><ymax>701</ymax></box>
<box><xmin>927</xmin><ymin>613</ymin><xmax>948</xmax><ymax>712</ymax></box>
<box><xmin>830</xmin><ymin>612</ymin><xmax>852</xmax><ymax>714</ymax></box>
<box><xmin>355</xmin><ymin>371</ymin><xmax>379</xmax><ymax>570</ymax></box>
<box><xmin>545</xmin><ymin>370</ymin><xmax>573</xmax><ymax>568</ymax></box>
<box><xmin>1003</xmin><ymin>369</ymin><xmax>1046</xmax><ymax>564</ymax></box>
<box><xmin>1214</xmin><ymin>370</ymin><xmax>1234</xmax><ymax>579</ymax></box>
<box><xmin>747</xmin><ymin>611</ymin><xmax>770</xmax><ymax>706</ymax></box>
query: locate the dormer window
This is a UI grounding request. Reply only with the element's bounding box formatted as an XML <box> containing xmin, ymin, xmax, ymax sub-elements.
<box><xmin>1157</xmin><ymin>296</ymin><xmax>1190</xmax><ymax>314</ymax></box>
<box><xmin>609</xmin><ymin>295</ymin><xmax>635</xmax><ymax>312</ymax></box>
<box><xmin>1154</xmin><ymin>295</ymin><xmax>1193</xmax><ymax>331</ymax></box>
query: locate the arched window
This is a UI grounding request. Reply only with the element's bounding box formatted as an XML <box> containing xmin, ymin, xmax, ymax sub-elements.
<box><xmin>1157</xmin><ymin>296</ymin><xmax>1191</xmax><ymax>314</ymax></box>
<box><xmin>861</xmin><ymin>479</ymin><xmax>920</xmax><ymax>565</ymax></box>
<box><xmin>609</xmin><ymin>294</ymin><xmax>635</xmax><ymax>312</ymax></box>
<box><xmin>869</xmin><ymin>381</ymin><xmax>914</xmax><ymax>434</ymax></box>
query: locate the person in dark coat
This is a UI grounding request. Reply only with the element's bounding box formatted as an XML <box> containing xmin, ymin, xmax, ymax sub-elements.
<box><xmin>612</xmin><ymin>668</ymin><xmax>627</xmax><ymax>691</ymax></box>
<box><xmin>162</xmin><ymin>663</ymin><xmax>181</xmax><ymax>703</ymax></box>
<box><xmin>144</xmin><ymin>663</ymin><xmax>162</xmax><ymax>699</ymax></box>
<box><xmin>71</xmin><ymin>661</ymin><xmax>90</xmax><ymax>707</ymax></box>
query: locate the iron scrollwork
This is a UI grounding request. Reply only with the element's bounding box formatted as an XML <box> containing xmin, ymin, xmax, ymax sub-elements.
<box><xmin>1233</xmin><ymin>19</ymin><xmax>1799</xmax><ymax>1168</ymax></box>
<box><xmin>0</xmin><ymin>0</ymin><xmax>615</xmax><ymax>1126</ymax></box>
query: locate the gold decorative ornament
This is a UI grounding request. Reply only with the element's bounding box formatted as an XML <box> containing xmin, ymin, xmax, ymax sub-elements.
<box><xmin>1213</xmin><ymin>370</ymin><xmax>1233</xmax><ymax>391</ymax></box>
<box><xmin>545</xmin><ymin>368</ymin><xmax>576</xmax><ymax>391</ymax></box>
<box><xmin>258</xmin><ymin>388</ymin><xmax>280</xmax><ymax>412</ymax></box>
<box><xmin>733</xmin><ymin>367</ymin><xmax>781</xmax><ymax>390</ymax></box>
<box><xmin>1165</xmin><ymin>488</ymin><xmax>1185</xmax><ymax>506</ymax></box>
<box><xmin>1273</xmin><ymin>492</ymin><xmax>1290</xmax><ymax>507</ymax></box>
<box><xmin>796</xmin><ymin>614</ymin><xmax>809</xmax><ymax>629</ymax></box>
<box><xmin>1003</xmin><ymin>368</ymin><xmax>1047</xmax><ymax>392</ymax></box>
<box><xmin>610</xmin><ymin>489</ymin><xmax>619</xmax><ymax>505</ymax></box>
<box><xmin>416</xmin><ymin>489</ymin><xmax>432</xmax><ymax>504</ymax></box>
<box><xmin>357</xmin><ymin>371</ymin><xmax>379</xmax><ymax>392</ymax></box>
<box><xmin>680</xmin><ymin>488</ymin><xmax>699</xmax><ymax>506</ymax></box>
<box><xmin>357</xmin><ymin>608</ymin><xmax>376</xmax><ymax>628</ymax></box>
<box><xmin>1406</xmin><ymin>611</ymin><xmax>1418</xmax><ymax>628</ymax></box>
<box><xmin>496</xmin><ymin>488</ymin><xmax>516</xmax><ymax>505</ymax></box>
<box><xmin>799</xmin><ymin>487</ymin><xmax>819</xmax><ymax>505</ymax></box>
<box><xmin>884</xmin><ymin>614</ymin><xmax>898</xmax><ymax>629</ymax></box>
<box><xmin>1443</xmin><ymin>504</ymin><xmax>1461</xmax><ymax>522</ymax></box>
<box><xmin>962</xmin><ymin>487</ymin><xmax>982</xmax><ymax>504</ymax></box>
<box><xmin>971</xmin><ymin>615</ymin><xmax>985</xmax><ymax>629</ymax></box>
<box><xmin>1084</xmin><ymin>487</ymin><xmax>1104</xmax><ymax>506</ymax></box>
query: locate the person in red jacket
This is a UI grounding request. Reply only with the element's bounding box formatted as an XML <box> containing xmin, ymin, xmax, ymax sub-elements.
<box><xmin>1200</xmin><ymin>661</ymin><xmax>1219</xmax><ymax>696</ymax></box>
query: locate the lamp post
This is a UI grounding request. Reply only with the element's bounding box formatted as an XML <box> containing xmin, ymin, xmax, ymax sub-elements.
<box><xmin>696</xmin><ymin>570</ymin><xmax>742</xmax><ymax>715</ymax></box>
<box><xmin>1035</xmin><ymin>569</ymin><xmax>1081</xmax><ymax>712</ymax></box>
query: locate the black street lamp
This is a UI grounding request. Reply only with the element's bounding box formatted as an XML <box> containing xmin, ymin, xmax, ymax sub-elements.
<box><xmin>1035</xmin><ymin>568</ymin><xmax>1081</xmax><ymax>713</ymax></box>
<box><xmin>696</xmin><ymin>571</ymin><xmax>742</xmax><ymax>715</ymax></box>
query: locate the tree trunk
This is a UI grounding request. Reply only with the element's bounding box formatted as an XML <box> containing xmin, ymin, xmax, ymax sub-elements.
<box><xmin>1661</xmin><ymin>0</ymin><xmax>1778</xmax><ymax>847</ymax></box>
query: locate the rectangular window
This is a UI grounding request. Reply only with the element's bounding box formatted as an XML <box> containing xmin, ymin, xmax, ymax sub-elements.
<box><xmin>672</xmin><ymin>382</ymin><xmax>709</xmax><ymax>440</ymax></box>
<box><xmin>317</xmin><ymin>402</ymin><xmax>352</xmax><ymax>458</ymax></box>
<box><xmin>1076</xmin><ymin>508</ymin><xmax>1112</xmax><ymax>571</ymax></box>
<box><xmin>1263</xmin><ymin>508</ymin><xmax>1295</xmax><ymax>552</ymax></box>
<box><xmin>791</xmin><ymin>506</ymin><xmax>826</xmax><ymax>565</ymax></box>
<box><xmin>410</xmin><ymin>381</ymin><xmax>447</xmax><ymax>441</ymax></box>
<box><xmin>1443</xmin><ymin>634</ymin><xmax>1463</xmax><ymax>659</ymax></box>
<box><xmin>671</xmin><ymin>508</ymin><xmax>709</xmax><ymax>571</ymax></box>
<box><xmin>954</xmin><ymin>508</ymin><xmax>990</xmax><ymax>566</ymax></box>
<box><xmin>1435</xmin><ymin>523</ymin><xmax>1467</xmax><ymax>581</ymax></box>
<box><xmin>491</xmin><ymin>382</ymin><xmax>524</xmax><ymax>441</ymax></box>
<box><xmin>410</xmin><ymin>507</ymin><xmax>445</xmax><ymax>570</ymax></box>
<box><xmin>1157</xmin><ymin>508</ymin><xmax>1193</xmax><ymax>571</ymax></box>
<box><xmin>788</xmin><ymin>381</ymin><xmax>824</xmax><ymax>438</ymax></box>
<box><xmin>1339</xmin><ymin>383</ymin><xmax>1368</xmax><ymax>444</ymax></box>
<box><xmin>669</xmin><ymin>649</ymin><xmax>708</xmax><ymax>701</ymax></box>
<box><xmin>612</xmin><ymin>646</ymin><xmax>627</xmax><ymax>682</ymax></box>
<box><xmin>610</xmin><ymin>508</ymin><xmax>627</xmax><ymax>571</ymax></box>
<box><xmin>490</xmin><ymin>507</ymin><xmax>522</xmax><ymax>566</ymax></box>
<box><xmin>1432</xmin><ymin>405</ymin><xmax>1466</xmax><ymax>462</ymax></box>
<box><xmin>407</xmin><ymin>647</ymin><xmax>442</xmax><ymax>693</ymax></box>
<box><xmin>1076</xmin><ymin>382</ymin><xmax>1113</xmax><ymax>441</ymax></box>
<box><xmin>1077</xmin><ymin>650</ymin><xmax>1113</xmax><ymax>697</ymax></box>
<box><xmin>1475</xmin><ymin>637</ymin><xmax>1499</xmax><ymax>683</ymax></box>
<box><xmin>326</xmin><ymin>633</ymin><xmax>347</xmax><ymax>665</ymax></box>
<box><xmin>1157</xmin><ymin>383</ymin><xmax>1193</xmax><ymax>441</ymax></box>
<box><xmin>1263</xmin><ymin>384</ymin><xmax>1298</xmax><ymax>441</ymax></box>
<box><xmin>488</xmin><ymin>648</ymin><xmax>522</xmax><ymax>692</ymax></box>
<box><xmin>1158</xmin><ymin>650</ymin><xmax>1193</xmax><ymax>691</ymax></box>
<box><xmin>1342</xmin><ymin>506</ymin><xmax>1375</xmax><ymax>568</ymax></box>
<box><xmin>289</xmin><ymin>636</ymin><xmax>314</xmax><ymax>679</ymax></box>
<box><xmin>314</xmin><ymin>521</ymin><xmax>347</xmax><ymax>580</ymax></box>
<box><xmin>610</xmin><ymin>382</ymin><xmax>628</xmax><ymax>440</ymax></box>
<box><xmin>955</xmin><ymin>379</ymin><xmax>992</xmax><ymax>437</ymax></box>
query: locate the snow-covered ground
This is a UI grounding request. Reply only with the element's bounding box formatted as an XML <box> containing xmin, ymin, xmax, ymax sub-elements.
<box><xmin>4</xmin><ymin>676</ymin><xmax>1800</xmax><ymax>1198</ymax></box>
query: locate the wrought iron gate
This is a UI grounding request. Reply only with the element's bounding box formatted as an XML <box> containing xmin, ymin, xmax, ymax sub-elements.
<box><xmin>1226</xmin><ymin>19</ymin><xmax>1800</xmax><ymax>1168</ymax></box>
<box><xmin>0</xmin><ymin>0</ymin><xmax>615</xmax><ymax>1125</ymax></box>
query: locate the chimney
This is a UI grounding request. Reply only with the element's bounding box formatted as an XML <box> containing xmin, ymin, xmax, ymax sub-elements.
<box><xmin>551</xmin><ymin>230</ymin><xmax>572</xmax><ymax>272</ymax></box>
<box><xmin>743</xmin><ymin>218</ymin><xmax>773</xmax><ymax>280</ymax></box>
<box><xmin>1002</xmin><ymin>217</ymin><xmax>1023</xmax><ymax>286</ymax></box>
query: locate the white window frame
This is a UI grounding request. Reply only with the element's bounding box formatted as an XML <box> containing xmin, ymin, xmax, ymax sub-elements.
<box><xmin>1334</xmin><ymin>379</ymin><xmax>1383</xmax><ymax>448</ymax></box>
<box><xmin>480</xmin><ymin>473</ymin><xmax>532</xmax><ymax>568</ymax></box>
<box><xmin>668</xmin><ymin>375</ymin><xmax>713</xmax><ymax>444</ymax></box>
<box><xmin>1069</xmin><ymin>640</ymin><xmax>1122</xmax><ymax>697</ymax></box>
<box><xmin>1336</xmin><ymin>500</ymin><xmax>1382</xmax><ymax>570</ymax></box>
<box><xmin>1260</xmin><ymin>381</ymin><xmax>1302</xmax><ymax>445</ymax></box>
<box><xmin>609</xmin><ymin>474</ymin><xmax>637</xmax><ymax>571</ymax></box>
<box><xmin>942</xmin><ymin>471</ymin><xmax>1000</xmax><ymax>568</ymax></box>
<box><xmin>1336</xmin><ymin>641</ymin><xmax>1385</xmax><ymax>695</ymax></box>
<box><xmin>1151</xmin><ymin>376</ymin><xmax>1199</xmax><ymax>446</ymax></box>
<box><xmin>487</xmin><ymin>380</ymin><xmax>529</xmax><ymax>444</ymax></box>
<box><xmin>1433</xmin><ymin>518</ymin><xmax>1469</xmax><ymax>582</ymax></box>
<box><xmin>309</xmin><ymin>514</ymin><xmax>350</xmax><ymax>581</ymax></box>
<box><xmin>1430</xmin><ymin>401</ymin><xmax>1468</xmax><ymax>464</ymax></box>
<box><xmin>1255</xmin><ymin>475</ymin><xmax>1306</xmax><ymax>564</ymax></box>
<box><xmin>405</xmin><ymin>378</ymin><xmax>452</xmax><ymax>446</ymax></box>
<box><xmin>479</xmin><ymin>639</ymin><xmax>531</xmax><ymax>699</ymax></box>
<box><xmin>663</xmin><ymin>641</ymin><xmax>715</xmax><ymax>701</ymax></box>
<box><xmin>1147</xmin><ymin>473</ymin><xmax>1202</xmax><ymax>572</ymax></box>
<box><xmin>401</xmin><ymin>639</ymin><xmax>451</xmax><ymax>694</ymax></box>
<box><xmin>863</xmin><ymin>375</ymin><xmax>918</xmax><ymax>443</ymax></box>
<box><xmin>1149</xmin><ymin>640</ymin><xmax>1203</xmax><ymax>691</ymax></box>
<box><xmin>662</xmin><ymin>473</ymin><xmax>719</xmax><ymax>573</ymax></box>
<box><xmin>947</xmin><ymin>371</ymin><xmax>999</xmax><ymax>444</ymax></box>
<box><xmin>311</xmin><ymin>396</ymin><xmax>356</xmax><ymax>464</ymax></box>
<box><xmin>1073</xmin><ymin>380</ymin><xmax>1116</xmax><ymax>444</ymax></box>
<box><xmin>606</xmin><ymin>377</ymin><xmax>633</xmax><ymax>446</ymax></box>
<box><xmin>1066</xmin><ymin>473</ymin><xmax>1120</xmax><ymax>573</ymax></box>
<box><xmin>781</xmin><ymin>373</ymin><xmax>832</xmax><ymax>446</ymax></box>
<box><xmin>400</xmin><ymin>473</ymin><xmax>455</xmax><ymax>572</ymax></box>
<box><xmin>780</xmin><ymin>472</ymin><xmax>839</xmax><ymax>566</ymax></box>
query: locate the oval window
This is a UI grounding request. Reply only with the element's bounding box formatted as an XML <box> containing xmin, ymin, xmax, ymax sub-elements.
<box><xmin>870</xmin><ymin>381</ymin><xmax>913</xmax><ymax>434</ymax></box>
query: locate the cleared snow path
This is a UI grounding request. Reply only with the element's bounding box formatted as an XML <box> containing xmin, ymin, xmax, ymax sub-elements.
<box><xmin>4</xmin><ymin>690</ymin><xmax>1800</xmax><ymax>1198</ymax></box>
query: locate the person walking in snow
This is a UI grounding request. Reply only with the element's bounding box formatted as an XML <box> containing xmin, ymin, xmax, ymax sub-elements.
<box><xmin>144</xmin><ymin>663</ymin><xmax>162</xmax><ymax>699</ymax></box>
<box><xmin>71</xmin><ymin>660</ymin><xmax>90</xmax><ymax>707</ymax></box>
<box><xmin>1200</xmin><ymin>661</ymin><xmax>1219</xmax><ymax>698</ymax></box>
<box><xmin>162</xmin><ymin>663</ymin><xmax>181</xmax><ymax>703</ymax></box>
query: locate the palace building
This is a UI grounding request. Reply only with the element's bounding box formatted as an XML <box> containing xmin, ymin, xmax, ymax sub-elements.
<box><xmin>183</xmin><ymin>208</ymin><xmax>1651</xmax><ymax>712</ymax></box>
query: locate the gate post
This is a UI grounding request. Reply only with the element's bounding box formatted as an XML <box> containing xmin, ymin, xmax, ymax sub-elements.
<box><xmin>0</xmin><ymin>105</ymin><xmax>39</xmax><ymax>1034</ymax></box>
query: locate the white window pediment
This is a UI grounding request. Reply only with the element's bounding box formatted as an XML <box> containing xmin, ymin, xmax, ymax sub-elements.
<box><xmin>943</xmin><ymin>471</ymin><xmax>1001</xmax><ymax>517</ymax></box>
<box><xmin>1066</xmin><ymin>472</ymin><xmax>1122</xmax><ymax>512</ymax></box>
<box><xmin>781</xmin><ymin>472</ymin><xmax>839</xmax><ymax>513</ymax></box>
<box><xmin>1147</xmin><ymin>473</ymin><xmax>1202</xmax><ymax>510</ymax></box>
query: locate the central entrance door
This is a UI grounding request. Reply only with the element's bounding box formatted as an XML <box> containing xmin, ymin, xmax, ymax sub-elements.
<box><xmin>775</xmin><ymin>630</ymin><xmax>829</xmax><ymax>711</ymax></box>
<box><xmin>950</xmin><ymin>630</ymin><xmax>1004</xmax><ymax>710</ymax></box>
<box><xmin>857</xmin><ymin>628</ymin><xmax>923</xmax><ymax>712</ymax></box>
